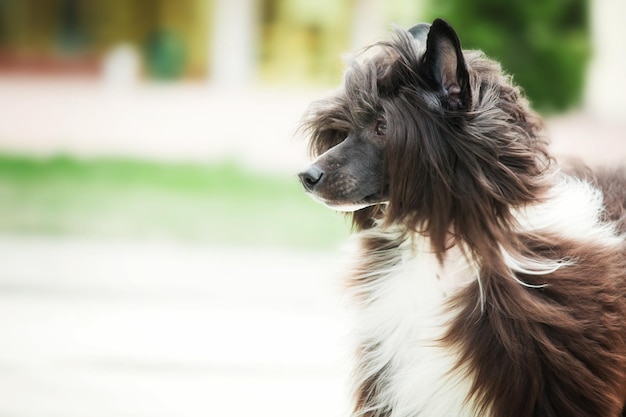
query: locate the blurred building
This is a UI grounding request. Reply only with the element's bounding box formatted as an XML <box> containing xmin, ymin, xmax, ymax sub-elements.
<box><xmin>0</xmin><ymin>0</ymin><xmax>220</xmax><ymax>81</ymax></box>
<box><xmin>0</xmin><ymin>0</ymin><xmax>423</xmax><ymax>86</ymax></box>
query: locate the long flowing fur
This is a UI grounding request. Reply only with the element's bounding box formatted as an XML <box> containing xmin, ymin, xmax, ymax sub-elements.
<box><xmin>300</xmin><ymin>21</ymin><xmax>626</xmax><ymax>417</ymax></box>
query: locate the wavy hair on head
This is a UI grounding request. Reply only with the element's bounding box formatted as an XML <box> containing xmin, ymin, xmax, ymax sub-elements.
<box><xmin>301</xmin><ymin>26</ymin><xmax>552</xmax><ymax>263</ymax></box>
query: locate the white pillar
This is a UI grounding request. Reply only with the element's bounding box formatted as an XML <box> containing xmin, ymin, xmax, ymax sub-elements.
<box><xmin>209</xmin><ymin>0</ymin><xmax>259</xmax><ymax>87</ymax></box>
<box><xmin>350</xmin><ymin>0</ymin><xmax>424</xmax><ymax>51</ymax></box>
<box><xmin>585</xmin><ymin>0</ymin><xmax>626</xmax><ymax>121</ymax></box>
<box><xmin>350</xmin><ymin>0</ymin><xmax>388</xmax><ymax>51</ymax></box>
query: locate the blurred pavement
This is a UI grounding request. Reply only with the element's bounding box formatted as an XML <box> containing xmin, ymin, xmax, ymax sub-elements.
<box><xmin>0</xmin><ymin>235</ymin><xmax>351</xmax><ymax>417</ymax></box>
<box><xmin>0</xmin><ymin>77</ymin><xmax>322</xmax><ymax>174</ymax></box>
<box><xmin>0</xmin><ymin>77</ymin><xmax>623</xmax><ymax>174</ymax></box>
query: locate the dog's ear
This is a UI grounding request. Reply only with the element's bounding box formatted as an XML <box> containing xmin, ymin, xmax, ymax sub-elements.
<box><xmin>408</xmin><ymin>23</ymin><xmax>430</xmax><ymax>46</ymax></box>
<box><xmin>421</xmin><ymin>19</ymin><xmax>471</xmax><ymax>111</ymax></box>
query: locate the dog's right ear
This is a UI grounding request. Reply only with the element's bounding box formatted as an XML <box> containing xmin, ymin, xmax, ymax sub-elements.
<box><xmin>420</xmin><ymin>19</ymin><xmax>471</xmax><ymax>111</ymax></box>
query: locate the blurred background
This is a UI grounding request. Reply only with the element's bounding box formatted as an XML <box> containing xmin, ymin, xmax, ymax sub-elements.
<box><xmin>0</xmin><ymin>1</ymin><xmax>623</xmax><ymax>416</ymax></box>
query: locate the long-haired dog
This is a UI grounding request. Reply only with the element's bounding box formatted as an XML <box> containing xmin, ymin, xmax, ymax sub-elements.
<box><xmin>298</xmin><ymin>19</ymin><xmax>626</xmax><ymax>417</ymax></box>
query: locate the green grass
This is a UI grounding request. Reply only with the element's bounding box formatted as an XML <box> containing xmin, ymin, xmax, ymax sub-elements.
<box><xmin>0</xmin><ymin>154</ymin><xmax>350</xmax><ymax>249</ymax></box>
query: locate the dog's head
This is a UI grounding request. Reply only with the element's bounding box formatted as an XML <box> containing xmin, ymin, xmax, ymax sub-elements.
<box><xmin>299</xmin><ymin>19</ymin><xmax>550</xmax><ymax>255</ymax></box>
<box><xmin>299</xmin><ymin>20</ymin><xmax>470</xmax><ymax>211</ymax></box>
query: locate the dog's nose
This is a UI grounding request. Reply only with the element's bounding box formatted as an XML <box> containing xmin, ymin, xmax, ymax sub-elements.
<box><xmin>298</xmin><ymin>166</ymin><xmax>323</xmax><ymax>192</ymax></box>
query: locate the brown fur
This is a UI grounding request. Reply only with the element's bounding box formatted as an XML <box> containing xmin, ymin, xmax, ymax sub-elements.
<box><xmin>446</xmin><ymin>232</ymin><xmax>626</xmax><ymax>416</ymax></box>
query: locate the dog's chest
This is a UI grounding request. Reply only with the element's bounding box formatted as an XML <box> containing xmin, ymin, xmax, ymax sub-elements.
<box><xmin>350</xmin><ymin>236</ymin><xmax>479</xmax><ymax>417</ymax></box>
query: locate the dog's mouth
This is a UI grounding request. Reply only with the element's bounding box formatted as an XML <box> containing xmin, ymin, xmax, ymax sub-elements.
<box><xmin>309</xmin><ymin>189</ymin><xmax>388</xmax><ymax>212</ymax></box>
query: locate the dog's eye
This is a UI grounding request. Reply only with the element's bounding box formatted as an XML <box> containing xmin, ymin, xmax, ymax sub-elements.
<box><xmin>375</xmin><ymin>121</ymin><xmax>387</xmax><ymax>136</ymax></box>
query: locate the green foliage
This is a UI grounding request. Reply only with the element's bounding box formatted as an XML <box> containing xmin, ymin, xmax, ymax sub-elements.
<box><xmin>0</xmin><ymin>155</ymin><xmax>349</xmax><ymax>249</ymax></box>
<box><xmin>425</xmin><ymin>0</ymin><xmax>590</xmax><ymax>112</ymax></box>
<box><xmin>144</xmin><ymin>29</ymin><xmax>188</xmax><ymax>80</ymax></box>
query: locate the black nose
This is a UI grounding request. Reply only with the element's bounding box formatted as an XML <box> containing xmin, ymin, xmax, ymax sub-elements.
<box><xmin>298</xmin><ymin>166</ymin><xmax>323</xmax><ymax>192</ymax></box>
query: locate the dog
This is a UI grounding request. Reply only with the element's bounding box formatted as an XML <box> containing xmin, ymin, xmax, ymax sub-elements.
<box><xmin>298</xmin><ymin>18</ymin><xmax>626</xmax><ymax>417</ymax></box>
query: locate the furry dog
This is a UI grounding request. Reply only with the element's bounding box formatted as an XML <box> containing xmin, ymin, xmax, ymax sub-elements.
<box><xmin>298</xmin><ymin>18</ymin><xmax>626</xmax><ymax>417</ymax></box>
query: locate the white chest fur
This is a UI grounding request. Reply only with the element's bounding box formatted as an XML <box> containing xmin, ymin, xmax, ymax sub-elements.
<box><xmin>349</xmin><ymin>234</ymin><xmax>479</xmax><ymax>417</ymax></box>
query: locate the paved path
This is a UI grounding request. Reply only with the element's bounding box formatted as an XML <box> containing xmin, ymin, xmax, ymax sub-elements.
<box><xmin>0</xmin><ymin>235</ymin><xmax>352</xmax><ymax>417</ymax></box>
<box><xmin>0</xmin><ymin>79</ymin><xmax>318</xmax><ymax>174</ymax></box>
